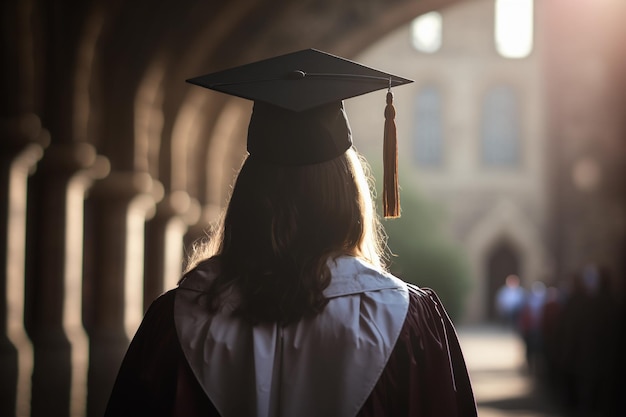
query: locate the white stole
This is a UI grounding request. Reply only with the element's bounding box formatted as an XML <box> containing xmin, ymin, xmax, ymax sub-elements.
<box><xmin>174</xmin><ymin>256</ymin><xmax>409</xmax><ymax>417</ymax></box>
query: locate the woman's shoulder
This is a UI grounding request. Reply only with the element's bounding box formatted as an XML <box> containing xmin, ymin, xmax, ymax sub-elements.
<box><xmin>398</xmin><ymin>284</ymin><xmax>461</xmax><ymax>357</ymax></box>
<box><xmin>406</xmin><ymin>284</ymin><xmax>444</xmax><ymax>310</ymax></box>
<box><xmin>364</xmin><ymin>284</ymin><xmax>477</xmax><ymax>416</ymax></box>
<box><xmin>177</xmin><ymin>258</ymin><xmax>221</xmax><ymax>291</ymax></box>
<box><xmin>138</xmin><ymin>289</ymin><xmax>178</xmax><ymax>332</ymax></box>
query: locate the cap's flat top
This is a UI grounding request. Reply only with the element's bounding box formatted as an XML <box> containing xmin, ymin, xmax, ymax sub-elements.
<box><xmin>187</xmin><ymin>49</ymin><xmax>413</xmax><ymax>112</ymax></box>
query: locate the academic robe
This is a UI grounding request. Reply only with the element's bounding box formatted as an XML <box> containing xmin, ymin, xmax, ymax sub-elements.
<box><xmin>105</xmin><ymin>257</ymin><xmax>477</xmax><ymax>417</ymax></box>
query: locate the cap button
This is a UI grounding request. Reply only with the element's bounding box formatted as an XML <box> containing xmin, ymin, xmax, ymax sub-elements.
<box><xmin>286</xmin><ymin>70</ymin><xmax>306</xmax><ymax>80</ymax></box>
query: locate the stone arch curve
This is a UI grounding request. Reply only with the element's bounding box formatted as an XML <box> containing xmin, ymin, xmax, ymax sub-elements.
<box><xmin>464</xmin><ymin>198</ymin><xmax>547</xmax><ymax>321</ymax></box>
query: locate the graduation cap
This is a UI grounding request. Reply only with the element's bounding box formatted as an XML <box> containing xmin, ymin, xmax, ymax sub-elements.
<box><xmin>187</xmin><ymin>48</ymin><xmax>412</xmax><ymax>218</ymax></box>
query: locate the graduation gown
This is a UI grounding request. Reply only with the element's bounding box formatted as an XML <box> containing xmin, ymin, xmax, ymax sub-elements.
<box><xmin>105</xmin><ymin>257</ymin><xmax>476</xmax><ymax>417</ymax></box>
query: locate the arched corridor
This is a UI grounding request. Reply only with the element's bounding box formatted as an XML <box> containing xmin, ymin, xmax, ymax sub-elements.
<box><xmin>2</xmin><ymin>1</ymin><xmax>625</xmax><ymax>416</ymax></box>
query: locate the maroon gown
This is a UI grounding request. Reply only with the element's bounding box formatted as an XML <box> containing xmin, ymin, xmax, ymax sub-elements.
<box><xmin>105</xmin><ymin>286</ymin><xmax>477</xmax><ymax>416</ymax></box>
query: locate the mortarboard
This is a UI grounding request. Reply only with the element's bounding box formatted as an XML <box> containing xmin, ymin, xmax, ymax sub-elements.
<box><xmin>187</xmin><ymin>48</ymin><xmax>412</xmax><ymax>217</ymax></box>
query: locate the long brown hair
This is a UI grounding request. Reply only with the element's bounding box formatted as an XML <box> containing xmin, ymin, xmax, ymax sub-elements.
<box><xmin>185</xmin><ymin>148</ymin><xmax>386</xmax><ymax>324</ymax></box>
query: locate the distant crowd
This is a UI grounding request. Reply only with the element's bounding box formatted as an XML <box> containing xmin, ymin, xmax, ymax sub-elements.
<box><xmin>495</xmin><ymin>265</ymin><xmax>626</xmax><ymax>417</ymax></box>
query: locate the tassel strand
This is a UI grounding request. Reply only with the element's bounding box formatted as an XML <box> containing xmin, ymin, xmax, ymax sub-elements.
<box><xmin>383</xmin><ymin>90</ymin><xmax>400</xmax><ymax>218</ymax></box>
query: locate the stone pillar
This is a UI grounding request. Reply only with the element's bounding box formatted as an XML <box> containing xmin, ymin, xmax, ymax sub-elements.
<box><xmin>84</xmin><ymin>172</ymin><xmax>162</xmax><ymax>417</ymax></box>
<box><xmin>143</xmin><ymin>191</ymin><xmax>200</xmax><ymax>309</ymax></box>
<box><xmin>0</xmin><ymin>114</ymin><xmax>48</xmax><ymax>417</ymax></box>
<box><xmin>25</xmin><ymin>141</ymin><xmax>108</xmax><ymax>417</ymax></box>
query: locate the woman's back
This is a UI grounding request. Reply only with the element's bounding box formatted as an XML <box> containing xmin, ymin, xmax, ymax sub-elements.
<box><xmin>106</xmin><ymin>256</ymin><xmax>476</xmax><ymax>417</ymax></box>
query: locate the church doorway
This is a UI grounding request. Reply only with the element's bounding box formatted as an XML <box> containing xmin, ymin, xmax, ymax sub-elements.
<box><xmin>485</xmin><ymin>240</ymin><xmax>520</xmax><ymax>320</ymax></box>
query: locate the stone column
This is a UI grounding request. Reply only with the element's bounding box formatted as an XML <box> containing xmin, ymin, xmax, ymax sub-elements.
<box><xmin>84</xmin><ymin>171</ymin><xmax>162</xmax><ymax>417</ymax></box>
<box><xmin>0</xmin><ymin>114</ymin><xmax>48</xmax><ymax>417</ymax></box>
<box><xmin>143</xmin><ymin>191</ymin><xmax>200</xmax><ymax>309</ymax></box>
<box><xmin>25</xmin><ymin>141</ymin><xmax>108</xmax><ymax>417</ymax></box>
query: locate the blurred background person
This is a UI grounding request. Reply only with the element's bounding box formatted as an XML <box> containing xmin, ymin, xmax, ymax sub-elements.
<box><xmin>554</xmin><ymin>265</ymin><xmax>620</xmax><ymax>416</ymax></box>
<box><xmin>495</xmin><ymin>274</ymin><xmax>526</xmax><ymax>329</ymax></box>
<box><xmin>518</xmin><ymin>280</ymin><xmax>546</xmax><ymax>373</ymax></box>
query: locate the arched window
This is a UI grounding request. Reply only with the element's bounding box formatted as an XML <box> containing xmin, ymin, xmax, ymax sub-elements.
<box><xmin>413</xmin><ymin>85</ymin><xmax>443</xmax><ymax>166</ymax></box>
<box><xmin>410</xmin><ymin>12</ymin><xmax>442</xmax><ymax>53</ymax></box>
<box><xmin>481</xmin><ymin>85</ymin><xmax>520</xmax><ymax>167</ymax></box>
<box><xmin>495</xmin><ymin>0</ymin><xmax>534</xmax><ymax>58</ymax></box>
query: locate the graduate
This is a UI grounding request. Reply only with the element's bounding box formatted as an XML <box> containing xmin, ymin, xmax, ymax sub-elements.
<box><xmin>105</xmin><ymin>49</ymin><xmax>477</xmax><ymax>417</ymax></box>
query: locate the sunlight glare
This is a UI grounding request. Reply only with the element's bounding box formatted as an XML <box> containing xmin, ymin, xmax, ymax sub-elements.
<box><xmin>495</xmin><ymin>0</ymin><xmax>534</xmax><ymax>58</ymax></box>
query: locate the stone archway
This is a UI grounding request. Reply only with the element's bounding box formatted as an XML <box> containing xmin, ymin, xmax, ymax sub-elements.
<box><xmin>465</xmin><ymin>199</ymin><xmax>548</xmax><ymax>322</ymax></box>
<box><xmin>485</xmin><ymin>239</ymin><xmax>520</xmax><ymax>320</ymax></box>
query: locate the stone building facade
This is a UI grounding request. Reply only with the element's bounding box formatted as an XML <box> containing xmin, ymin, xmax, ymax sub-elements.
<box><xmin>350</xmin><ymin>0</ymin><xmax>550</xmax><ymax>321</ymax></box>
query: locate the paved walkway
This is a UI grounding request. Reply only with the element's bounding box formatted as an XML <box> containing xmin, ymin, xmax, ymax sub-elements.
<box><xmin>457</xmin><ymin>325</ymin><xmax>566</xmax><ymax>417</ymax></box>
